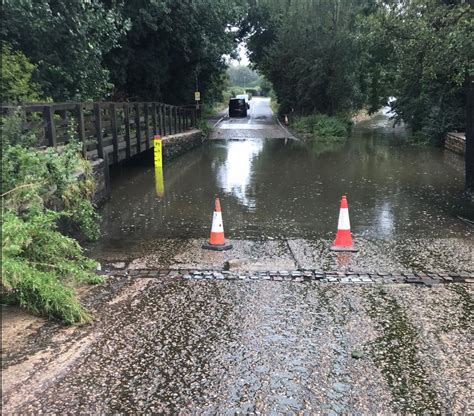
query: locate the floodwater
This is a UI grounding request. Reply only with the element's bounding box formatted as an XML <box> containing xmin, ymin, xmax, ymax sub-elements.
<box><xmin>93</xmin><ymin>110</ymin><xmax>472</xmax><ymax>253</ymax></box>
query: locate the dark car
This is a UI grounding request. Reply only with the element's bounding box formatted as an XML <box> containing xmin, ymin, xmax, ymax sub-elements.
<box><xmin>228</xmin><ymin>98</ymin><xmax>248</xmax><ymax>117</ymax></box>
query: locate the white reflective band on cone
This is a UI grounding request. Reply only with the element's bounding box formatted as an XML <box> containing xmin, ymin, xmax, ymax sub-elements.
<box><xmin>337</xmin><ymin>208</ymin><xmax>351</xmax><ymax>230</ymax></box>
<box><xmin>211</xmin><ymin>212</ymin><xmax>224</xmax><ymax>232</ymax></box>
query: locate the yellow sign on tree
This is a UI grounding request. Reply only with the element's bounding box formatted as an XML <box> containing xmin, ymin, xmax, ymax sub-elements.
<box><xmin>194</xmin><ymin>91</ymin><xmax>201</xmax><ymax>101</ymax></box>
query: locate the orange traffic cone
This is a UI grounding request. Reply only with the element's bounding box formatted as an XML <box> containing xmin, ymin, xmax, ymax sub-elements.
<box><xmin>330</xmin><ymin>195</ymin><xmax>358</xmax><ymax>252</ymax></box>
<box><xmin>202</xmin><ymin>197</ymin><xmax>233</xmax><ymax>251</ymax></box>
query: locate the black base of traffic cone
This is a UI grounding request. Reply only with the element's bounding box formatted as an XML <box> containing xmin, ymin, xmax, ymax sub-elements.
<box><xmin>202</xmin><ymin>242</ymin><xmax>233</xmax><ymax>251</ymax></box>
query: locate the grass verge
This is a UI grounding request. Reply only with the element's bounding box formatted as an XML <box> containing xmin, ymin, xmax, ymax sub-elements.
<box><xmin>291</xmin><ymin>113</ymin><xmax>351</xmax><ymax>141</ymax></box>
<box><xmin>1</xmin><ymin>112</ymin><xmax>102</xmax><ymax>324</ymax></box>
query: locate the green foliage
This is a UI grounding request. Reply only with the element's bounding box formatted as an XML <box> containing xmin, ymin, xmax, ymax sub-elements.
<box><xmin>1</xmin><ymin>113</ymin><xmax>101</xmax><ymax>324</ymax></box>
<box><xmin>0</xmin><ymin>44</ymin><xmax>43</xmax><ymax>104</ymax></box>
<box><xmin>244</xmin><ymin>0</ymin><xmax>472</xmax><ymax>144</ymax></box>
<box><xmin>227</xmin><ymin>86</ymin><xmax>247</xmax><ymax>97</ymax></box>
<box><xmin>1</xmin><ymin>0</ymin><xmax>246</xmax><ymax>104</ymax></box>
<box><xmin>245</xmin><ymin>88</ymin><xmax>258</xmax><ymax>96</ymax></box>
<box><xmin>244</xmin><ymin>0</ymin><xmax>369</xmax><ymax>116</ymax></box>
<box><xmin>360</xmin><ymin>0</ymin><xmax>473</xmax><ymax>143</ymax></box>
<box><xmin>1</xmin><ymin>0</ymin><xmax>128</xmax><ymax>101</ymax></box>
<box><xmin>259</xmin><ymin>77</ymin><xmax>273</xmax><ymax>96</ymax></box>
<box><xmin>197</xmin><ymin>119</ymin><xmax>212</xmax><ymax>136</ymax></box>
<box><xmin>292</xmin><ymin>114</ymin><xmax>351</xmax><ymax>140</ymax></box>
<box><xmin>104</xmin><ymin>0</ymin><xmax>246</xmax><ymax>104</ymax></box>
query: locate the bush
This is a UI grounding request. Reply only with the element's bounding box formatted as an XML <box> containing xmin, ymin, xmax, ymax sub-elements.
<box><xmin>1</xmin><ymin>44</ymin><xmax>43</xmax><ymax>103</ymax></box>
<box><xmin>245</xmin><ymin>88</ymin><xmax>259</xmax><ymax>97</ymax></box>
<box><xmin>292</xmin><ymin>114</ymin><xmax>351</xmax><ymax>140</ymax></box>
<box><xmin>1</xmin><ymin>112</ymin><xmax>101</xmax><ymax>324</ymax></box>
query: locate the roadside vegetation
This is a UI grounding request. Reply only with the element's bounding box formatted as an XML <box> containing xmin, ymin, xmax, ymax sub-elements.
<box><xmin>1</xmin><ymin>50</ymin><xmax>101</xmax><ymax>324</ymax></box>
<box><xmin>1</xmin><ymin>0</ymin><xmax>248</xmax><ymax>322</ymax></box>
<box><xmin>1</xmin><ymin>112</ymin><xmax>102</xmax><ymax>324</ymax></box>
<box><xmin>244</xmin><ymin>0</ymin><xmax>472</xmax><ymax>145</ymax></box>
<box><xmin>292</xmin><ymin>114</ymin><xmax>351</xmax><ymax>141</ymax></box>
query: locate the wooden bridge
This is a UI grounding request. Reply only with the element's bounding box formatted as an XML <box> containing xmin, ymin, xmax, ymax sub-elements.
<box><xmin>1</xmin><ymin>101</ymin><xmax>198</xmax><ymax>164</ymax></box>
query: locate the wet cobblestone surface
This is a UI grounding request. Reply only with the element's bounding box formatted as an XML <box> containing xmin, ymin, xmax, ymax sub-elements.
<box><xmin>4</xmin><ymin>275</ymin><xmax>473</xmax><ymax>414</ymax></box>
<box><xmin>125</xmin><ymin>268</ymin><xmax>474</xmax><ymax>285</ymax></box>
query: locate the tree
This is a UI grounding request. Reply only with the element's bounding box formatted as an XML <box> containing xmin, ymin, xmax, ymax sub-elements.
<box><xmin>1</xmin><ymin>0</ymin><xmax>128</xmax><ymax>101</ymax></box>
<box><xmin>259</xmin><ymin>77</ymin><xmax>273</xmax><ymax>96</ymax></box>
<box><xmin>103</xmin><ymin>0</ymin><xmax>246</xmax><ymax>104</ymax></box>
<box><xmin>362</xmin><ymin>0</ymin><xmax>473</xmax><ymax>143</ymax></box>
<box><xmin>244</xmin><ymin>0</ymin><xmax>372</xmax><ymax>116</ymax></box>
<box><xmin>227</xmin><ymin>65</ymin><xmax>261</xmax><ymax>88</ymax></box>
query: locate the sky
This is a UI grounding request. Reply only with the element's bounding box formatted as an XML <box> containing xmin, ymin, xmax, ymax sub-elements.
<box><xmin>229</xmin><ymin>42</ymin><xmax>250</xmax><ymax>66</ymax></box>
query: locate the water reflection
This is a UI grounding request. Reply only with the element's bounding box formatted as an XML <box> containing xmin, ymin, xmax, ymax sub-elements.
<box><xmin>377</xmin><ymin>201</ymin><xmax>395</xmax><ymax>236</ymax></box>
<box><xmin>93</xmin><ymin>115</ymin><xmax>472</xmax><ymax>247</ymax></box>
<box><xmin>216</xmin><ymin>139</ymin><xmax>263</xmax><ymax>210</ymax></box>
<box><xmin>154</xmin><ymin>166</ymin><xmax>165</xmax><ymax>198</ymax></box>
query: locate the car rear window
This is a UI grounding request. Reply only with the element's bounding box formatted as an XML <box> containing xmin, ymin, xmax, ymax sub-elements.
<box><xmin>229</xmin><ymin>99</ymin><xmax>245</xmax><ymax>107</ymax></box>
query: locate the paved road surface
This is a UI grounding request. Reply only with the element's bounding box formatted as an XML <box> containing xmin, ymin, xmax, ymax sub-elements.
<box><xmin>3</xmin><ymin>275</ymin><xmax>472</xmax><ymax>414</ymax></box>
<box><xmin>209</xmin><ymin>97</ymin><xmax>293</xmax><ymax>139</ymax></box>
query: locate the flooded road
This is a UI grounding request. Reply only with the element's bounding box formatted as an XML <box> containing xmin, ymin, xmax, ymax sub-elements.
<box><xmin>93</xmin><ymin>102</ymin><xmax>472</xmax><ymax>250</ymax></box>
<box><xmin>4</xmin><ymin>98</ymin><xmax>474</xmax><ymax>414</ymax></box>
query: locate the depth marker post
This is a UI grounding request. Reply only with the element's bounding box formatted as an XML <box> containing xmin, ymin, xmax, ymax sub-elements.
<box><xmin>154</xmin><ymin>135</ymin><xmax>164</xmax><ymax>197</ymax></box>
<box><xmin>154</xmin><ymin>134</ymin><xmax>163</xmax><ymax>167</ymax></box>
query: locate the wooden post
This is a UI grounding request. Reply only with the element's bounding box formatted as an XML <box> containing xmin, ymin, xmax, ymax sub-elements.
<box><xmin>159</xmin><ymin>104</ymin><xmax>164</xmax><ymax>137</ymax></box>
<box><xmin>75</xmin><ymin>103</ymin><xmax>86</xmax><ymax>156</ymax></box>
<box><xmin>94</xmin><ymin>103</ymin><xmax>104</xmax><ymax>159</ymax></box>
<box><xmin>43</xmin><ymin>105</ymin><xmax>57</xmax><ymax>147</ymax></box>
<box><xmin>174</xmin><ymin>107</ymin><xmax>178</xmax><ymax>134</ymax></box>
<box><xmin>152</xmin><ymin>103</ymin><xmax>158</xmax><ymax>136</ymax></box>
<box><xmin>110</xmin><ymin>103</ymin><xmax>119</xmax><ymax>164</ymax></box>
<box><xmin>163</xmin><ymin>105</ymin><xmax>168</xmax><ymax>137</ymax></box>
<box><xmin>135</xmin><ymin>103</ymin><xmax>141</xmax><ymax>153</ymax></box>
<box><xmin>176</xmin><ymin>107</ymin><xmax>179</xmax><ymax>133</ymax></box>
<box><xmin>124</xmin><ymin>103</ymin><xmax>131</xmax><ymax>159</ymax></box>
<box><xmin>144</xmin><ymin>103</ymin><xmax>150</xmax><ymax>150</ymax></box>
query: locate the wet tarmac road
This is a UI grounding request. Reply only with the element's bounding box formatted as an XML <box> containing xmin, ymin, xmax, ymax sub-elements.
<box><xmin>209</xmin><ymin>97</ymin><xmax>291</xmax><ymax>139</ymax></box>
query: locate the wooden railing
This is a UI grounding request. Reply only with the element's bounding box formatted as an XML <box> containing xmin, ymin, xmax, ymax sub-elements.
<box><xmin>1</xmin><ymin>101</ymin><xmax>198</xmax><ymax>163</ymax></box>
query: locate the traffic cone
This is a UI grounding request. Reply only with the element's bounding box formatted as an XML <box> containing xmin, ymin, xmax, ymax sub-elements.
<box><xmin>202</xmin><ymin>197</ymin><xmax>233</xmax><ymax>251</ymax></box>
<box><xmin>330</xmin><ymin>195</ymin><xmax>358</xmax><ymax>252</ymax></box>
